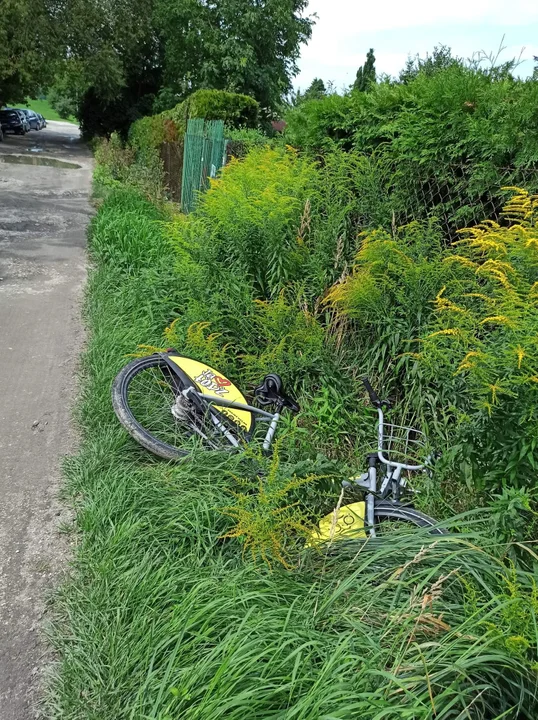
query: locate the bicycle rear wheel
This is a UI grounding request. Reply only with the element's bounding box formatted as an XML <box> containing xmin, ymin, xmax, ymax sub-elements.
<box><xmin>374</xmin><ymin>500</ymin><xmax>446</xmax><ymax>535</ymax></box>
<box><xmin>112</xmin><ymin>355</ymin><xmax>243</xmax><ymax>460</ymax></box>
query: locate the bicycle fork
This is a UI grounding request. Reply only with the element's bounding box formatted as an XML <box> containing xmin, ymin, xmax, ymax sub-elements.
<box><xmin>366</xmin><ymin>453</ymin><xmax>377</xmax><ymax>536</ymax></box>
<box><xmin>343</xmin><ymin>453</ymin><xmax>378</xmax><ymax>537</ymax></box>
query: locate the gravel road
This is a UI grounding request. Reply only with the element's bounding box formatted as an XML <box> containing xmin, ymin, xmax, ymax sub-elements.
<box><xmin>0</xmin><ymin>122</ymin><xmax>92</xmax><ymax>718</ymax></box>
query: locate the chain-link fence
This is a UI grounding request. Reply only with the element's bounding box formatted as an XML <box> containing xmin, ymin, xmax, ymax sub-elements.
<box><xmin>356</xmin><ymin>154</ymin><xmax>538</xmax><ymax>241</ymax></box>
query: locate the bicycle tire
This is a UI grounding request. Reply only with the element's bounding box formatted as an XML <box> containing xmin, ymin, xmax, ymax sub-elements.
<box><xmin>112</xmin><ymin>355</ymin><xmax>242</xmax><ymax>460</ymax></box>
<box><xmin>374</xmin><ymin>500</ymin><xmax>447</xmax><ymax>535</ymax></box>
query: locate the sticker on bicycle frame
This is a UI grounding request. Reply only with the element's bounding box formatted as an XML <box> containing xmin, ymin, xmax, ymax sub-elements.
<box><xmin>305</xmin><ymin>502</ymin><xmax>367</xmax><ymax>547</ymax></box>
<box><xmin>194</xmin><ymin>369</ymin><xmax>231</xmax><ymax>396</ymax></box>
<box><xmin>167</xmin><ymin>356</ymin><xmax>253</xmax><ymax>433</ymax></box>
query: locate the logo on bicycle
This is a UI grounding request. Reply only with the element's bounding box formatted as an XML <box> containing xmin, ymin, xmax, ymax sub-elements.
<box><xmin>194</xmin><ymin>369</ymin><xmax>232</xmax><ymax>396</ymax></box>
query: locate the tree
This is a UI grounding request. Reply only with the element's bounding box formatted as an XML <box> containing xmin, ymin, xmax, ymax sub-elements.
<box><xmin>303</xmin><ymin>77</ymin><xmax>326</xmax><ymax>101</ymax></box>
<box><xmin>353</xmin><ymin>48</ymin><xmax>376</xmax><ymax>92</ymax></box>
<box><xmin>399</xmin><ymin>45</ymin><xmax>458</xmax><ymax>83</ymax></box>
<box><xmin>50</xmin><ymin>0</ymin><xmax>164</xmax><ymax>135</ymax></box>
<box><xmin>0</xmin><ymin>0</ymin><xmax>61</xmax><ymax>107</ymax></box>
<box><xmin>154</xmin><ymin>0</ymin><xmax>314</xmax><ymax>115</ymax></box>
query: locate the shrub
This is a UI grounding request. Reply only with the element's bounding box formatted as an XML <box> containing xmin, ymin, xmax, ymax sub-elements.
<box><xmin>226</xmin><ymin>126</ymin><xmax>270</xmax><ymax>159</ymax></box>
<box><xmin>181</xmin><ymin>146</ymin><xmax>317</xmax><ymax>299</ymax></box>
<box><xmin>420</xmin><ymin>189</ymin><xmax>538</xmax><ymax>491</ymax></box>
<box><xmin>93</xmin><ymin>134</ymin><xmax>135</xmax><ymax>190</ymax></box>
<box><xmin>128</xmin><ymin>114</ymin><xmax>178</xmax><ymax>153</ymax></box>
<box><xmin>165</xmin><ymin>89</ymin><xmax>259</xmax><ymax>132</ymax></box>
<box><xmin>284</xmin><ymin>63</ymin><xmax>538</xmax><ymax>239</ymax></box>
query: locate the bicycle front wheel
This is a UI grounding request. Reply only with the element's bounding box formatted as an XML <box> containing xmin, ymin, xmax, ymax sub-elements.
<box><xmin>374</xmin><ymin>500</ymin><xmax>446</xmax><ymax>535</ymax></box>
<box><xmin>112</xmin><ymin>355</ymin><xmax>243</xmax><ymax>460</ymax></box>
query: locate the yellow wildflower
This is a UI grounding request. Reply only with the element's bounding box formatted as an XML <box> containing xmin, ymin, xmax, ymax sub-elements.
<box><xmin>515</xmin><ymin>346</ymin><xmax>526</xmax><ymax>369</ymax></box>
<box><xmin>428</xmin><ymin>328</ymin><xmax>462</xmax><ymax>339</ymax></box>
<box><xmin>443</xmin><ymin>256</ymin><xmax>477</xmax><ymax>269</ymax></box>
<box><xmin>479</xmin><ymin>316</ymin><xmax>515</xmax><ymax>327</ymax></box>
<box><xmin>475</xmin><ymin>265</ymin><xmax>512</xmax><ymax>289</ymax></box>
<box><xmin>463</xmin><ymin>292</ymin><xmax>495</xmax><ymax>304</ymax></box>
<box><xmin>488</xmin><ymin>382</ymin><xmax>505</xmax><ymax>404</ymax></box>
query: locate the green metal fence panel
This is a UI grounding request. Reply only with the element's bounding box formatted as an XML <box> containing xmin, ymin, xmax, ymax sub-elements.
<box><xmin>181</xmin><ymin>119</ymin><xmax>228</xmax><ymax>213</ymax></box>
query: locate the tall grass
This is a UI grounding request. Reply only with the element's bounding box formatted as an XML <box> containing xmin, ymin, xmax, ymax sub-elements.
<box><xmin>49</xmin><ymin>187</ymin><xmax>538</xmax><ymax>719</ymax></box>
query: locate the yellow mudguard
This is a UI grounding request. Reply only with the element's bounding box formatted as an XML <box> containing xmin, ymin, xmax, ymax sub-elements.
<box><xmin>306</xmin><ymin>502</ymin><xmax>367</xmax><ymax>547</ymax></box>
<box><xmin>168</xmin><ymin>356</ymin><xmax>254</xmax><ymax>434</ymax></box>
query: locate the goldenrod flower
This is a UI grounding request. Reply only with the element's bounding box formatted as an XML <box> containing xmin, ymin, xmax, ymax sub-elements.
<box><xmin>443</xmin><ymin>255</ymin><xmax>477</xmax><ymax>269</ymax></box>
<box><xmin>463</xmin><ymin>292</ymin><xmax>494</xmax><ymax>303</ymax></box>
<box><xmin>479</xmin><ymin>315</ymin><xmax>515</xmax><ymax>327</ymax></box>
<box><xmin>515</xmin><ymin>346</ymin><xmax>526</xmax><ymax>369</ymax></box>
<box><xmin>488</xmin><ymin>382</ymin><xmax>504</xmax><ymax>403</ymax></box>
<box><xmin>428</xmin><ymin>328</ymin><xmax>462</xmax><ymax>338</ymax></box>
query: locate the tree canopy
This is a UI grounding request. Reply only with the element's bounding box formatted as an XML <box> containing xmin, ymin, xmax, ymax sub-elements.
<box><xmin>154</xmin><ymin>0</ymin><xmax>312</xmax><ymax>114</ymax></box>
<box><xmin>43</xmin><ymin>0</ymin><xmax>313</xmax><ymax>133</ymax></box>
<box><xmin>0</xmin><ymin>0</ymin><xmax>61</xmax><ymax>106</ymax></box>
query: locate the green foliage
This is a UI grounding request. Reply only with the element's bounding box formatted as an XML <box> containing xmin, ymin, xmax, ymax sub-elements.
<box><xmin>88</xmin><ymin>188</ymin><xmax>170</xmax><ymax>270</ymax></box>
<box><xmin>93</xmin><ymin>133</ymin><xmax>167</xmax><ymax>201</ymax></box>
<box><xmin>285</xmin><ymin>58</ymin><xmax>538</xmax><ymax>238</ymax></box>
<box><xmin>181</xmin><ymin>147</ymin><xmax>317</xmax><ymax>299</ymax></box>
<box><xmin>294</xmin><ymin>77</ymin><xmax>327</xmax><ymax>105</ymax></box>
<box><xmin>47</xmin><ymin>60</ymin><xmax>86</xmax><ymax>119</ymax></box>
<box><xmin>353</xmin><ymin>48</ymin><xmax>376</xmax><ymax>92</ymax></box>
<box><xmin>420</xmin><ymin>190</ymin><xmax>538</xmax><ymax>491</ymax></box>
<box><xmin>49</xmin><ymin>0</ymin><xmax>311</xmax><ymax>135</ymax></box>
<box><xmin>165</xmin><ymin>89</ymin><xmax>259</xmax><ymax>131</ymax></box>
<box><xmin>129</xmin><ymin>115</ymin><xmax>178</xmax><ymax>152</ymax></box>
<box><xmin>154</xmin><ymin>0</ymin><xmax>313</xmax><ymax>115</ymax></box>
<box><xmin>0</xmin><ymin>0</ymin><xmax>60</xmax><ymax>105</ymax></box>
<box><xmin>48</xmin><ymin>159</ymin><xmax>538</xmax><ymax>718</ymax></box>
<box><xmin>226</xmin><ymin>127</ymin><xmax>270</xmax><ymax>159</ymax></box>
<box><xmin>221</xmin><ymin>447</ymin><xmax>315</xmax><ymax>568</ymax></box>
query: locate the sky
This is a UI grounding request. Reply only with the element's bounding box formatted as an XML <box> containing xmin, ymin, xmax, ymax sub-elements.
<box><xmin>295</xmin><ymin>0</ymin><xmax>538</xmax><ymax>91</ymax></box>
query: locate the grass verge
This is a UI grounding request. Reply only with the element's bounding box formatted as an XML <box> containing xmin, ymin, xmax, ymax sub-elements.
<box><xmin>22</xmin><ymin>98</ymin><xmax>76</xmax><ymax>123</ymax></box>
<box><xmin>47</xmin><ymin>187</ymin><xmax>538</xmax><ymax>719</ymax></box>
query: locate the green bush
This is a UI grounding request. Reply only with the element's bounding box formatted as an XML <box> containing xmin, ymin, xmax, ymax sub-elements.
<box><xmin>284</xmin><ymin>62</ymin><xmax>538</xmax><ymax>238</ymax></box>
<box><xmin>93</xmin><ymin>132</ymin><xmax>167</xmax><ymax>202</ymax></box>
<box><xmin>128</xmin><ymin>114</ymin><xmax>178</xmax><ymax>152</ymax></box>
<box><xmin>165</xmin><ymin>89</ymin><xmax>259</xmax><ymax>130</ymax></box>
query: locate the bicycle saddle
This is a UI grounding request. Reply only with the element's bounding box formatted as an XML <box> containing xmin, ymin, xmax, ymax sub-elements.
<box><xmin>254</xmin><ymin>373</ymin><xmax>300</xmax><ymax>413</ymax></box>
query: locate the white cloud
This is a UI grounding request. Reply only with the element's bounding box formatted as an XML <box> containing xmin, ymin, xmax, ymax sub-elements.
<box><xmin>304</xmin><ymin>0</ymin><xmax>538</xmax><ymax>35</ymax></box>
<box><xmin>296</xmin><ymin>0</ymin><xmax>538</xmax><ymax>88</ymax></box>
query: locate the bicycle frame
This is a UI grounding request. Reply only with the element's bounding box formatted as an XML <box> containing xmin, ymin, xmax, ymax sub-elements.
<box><xmin>182</xmin><ymin>386</ymin><xmax>281</xmax><ymax>451</ymax></box>
<box><xmin>184</xmin><ymin>385</ymin><xmax>428</xmax><ymax>537</ymax></box>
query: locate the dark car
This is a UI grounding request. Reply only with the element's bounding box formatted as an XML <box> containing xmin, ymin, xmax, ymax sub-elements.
<box><xmin>19</xmin><ymin>109</ymin><xmax>40</xmax><ymax>130</ymax></box>
<box><xmin>0</xmin><ymin>109</ymin><xmax>28</xmax><ymax>135</ymax></box>
<box><xmin>36</xmin><ymin>113</ymin><xmax>46</xmax><ymax>129</ymax></box>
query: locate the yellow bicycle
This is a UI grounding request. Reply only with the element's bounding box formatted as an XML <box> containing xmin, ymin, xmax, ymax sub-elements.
<box><xmin>112</xmin><ymin>351</ymin><xmax>445</xmax><ymax>536</ymax></box>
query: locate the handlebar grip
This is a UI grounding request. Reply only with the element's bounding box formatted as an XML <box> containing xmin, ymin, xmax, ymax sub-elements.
<box><xmin>362</xmin><ymin>377</ymin><xmax>382</xmax><ymax>408</ymax></box>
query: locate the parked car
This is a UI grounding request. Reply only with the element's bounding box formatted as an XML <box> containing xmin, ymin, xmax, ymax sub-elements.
<box><xmin>0</xmin><ymin>109</ymin><xmax>28</xmax><ymax>135</ymax></box>
<box><xmin>18</xmin><ymin>109</ymin><xmax>40</xmax><ymax>130</ymax></box>
<box><xmin>0</xmin><ymin>124</ymin><xmax>3</xmax><ymax>141</ymax></box>
<box><xmin>36</xmin><ymin>113</ymin><xmax>46</xmax><ymax>129</ymax></box>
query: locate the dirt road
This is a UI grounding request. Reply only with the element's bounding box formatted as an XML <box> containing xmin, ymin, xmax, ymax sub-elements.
<box><xmin>0</xmin><ymin>122</ymin><xmax>92</xmax><ymax>718</ymax></box>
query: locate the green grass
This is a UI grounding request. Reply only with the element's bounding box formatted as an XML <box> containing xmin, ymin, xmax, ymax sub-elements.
<box><xmin>22</xmin><ymin>98</ymin><xmax>77</xmax><ymax>123</ymax></box>
<box><xmin>47</xmin><ymin>187</ymin><xmax>538</xmax><ymax>719</ymax></box>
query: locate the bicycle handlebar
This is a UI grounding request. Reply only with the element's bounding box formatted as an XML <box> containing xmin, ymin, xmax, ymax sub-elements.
<box><xmin>362</xmin><ymin>377</ymin><xmax>391</xmax><ymax>410</ymax></box>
